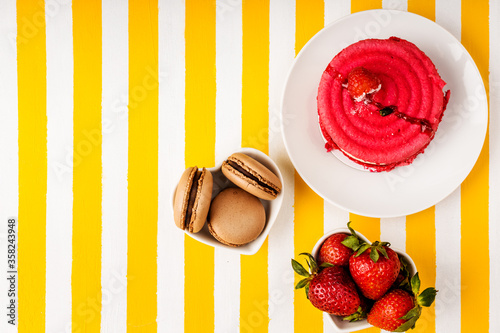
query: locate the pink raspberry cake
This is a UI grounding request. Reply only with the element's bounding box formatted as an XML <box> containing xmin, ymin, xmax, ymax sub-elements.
<box><xmin>317</xmin><ymin>37</ymin><xmax>450</xmax><ymax>172</ymax></box>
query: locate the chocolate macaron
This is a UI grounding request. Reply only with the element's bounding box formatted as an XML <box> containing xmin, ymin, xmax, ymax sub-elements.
<box><xmin>173</xmin><ymin>166</ymin><xmax>213</xmax><ymax>233</ymax></box>
<box><xmin>208</xmin><ymin>187</ymin><xmax>266</xmax><ymax>247</ymax></box>
<box><xmin>222</xmin><ymin>153</ymin><xmax>282</xmax><ymax>200</ymax></box>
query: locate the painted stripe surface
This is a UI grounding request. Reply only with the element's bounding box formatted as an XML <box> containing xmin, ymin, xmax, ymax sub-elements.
<box><xmin>157</xmin><ymin>0</ymin><xmax>186</xmax><ymax>332</ymax></box>
<box><xmin>127</xmin><ymin>0</ymin><xmax>159</xmax><ymax>331</ymax></box>
<box><xmin>45</xmin><ymin>1</ymin><xmax>73</xmax><ymax>331</ymax></box>
<box><xmin>240</xmin><ymin>0</ymin><xmax>270</xmax><ymax>332</ymax></box>
<box><xmin>72</xmin><ymin>1</ymin><xmax>102</xmax><ymax>331</ymax></box>
<box><xmin>461</xmin><ymin>0</ymin><xmax>490</xmax><ymax>332</ymax></box>
<box><xmin>294</xmin><ymin>1</ymin><xmax>325</xmax><ymax>331</ymax></box>
<box><xmin>184</xmin><ymin>1</ymin><xmax>216</xmax><ymax>332</ymax></box>
<box><xmin>101</xmin><ymin>0</ymin><xmax>128</xmax><ymax>331</ymax></box>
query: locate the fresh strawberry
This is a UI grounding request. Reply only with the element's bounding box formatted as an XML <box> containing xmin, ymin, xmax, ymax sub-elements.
<box><xmin>319</xmin><ymin>223</ymin><xmax>367</xmax><ymax>266</ymax></box>
<box><xmin>368</xmin><ymin>273</ymin><xmax>437</xmax><ymax>332</ymax></box>
<box><xmin>292</xmin><ymin>253</ymin><xmax>364</xmax><ymax>318</ymax></box>
<box><xmin>347</xmin><ymin>66</ymin><xmax>381</xmax><ymax>102</ymax></box>
<box><xmin>318</xmin><ymin>233</ymin><xmax>353</xmax><ymax>266</ymax></box>
<box><xmin>347</xmin><ymin>241</ymin><xmax>401</xmax><ymax>300</ymax></box>
<box><xmin>367</xmin><ymin>289</ymin><xmax>414</xmax><ymax>331</ymax></box>
<box><xmin>309</xmin><ymin>266</ymin><xmax>361</xmax><ymax>316</ymax></box>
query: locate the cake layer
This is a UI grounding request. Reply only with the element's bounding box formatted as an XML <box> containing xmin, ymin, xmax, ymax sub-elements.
<box><xmin>317</xmin><ymin>37</ymin><xmax>450</xmax><ymax>172</ymax></box>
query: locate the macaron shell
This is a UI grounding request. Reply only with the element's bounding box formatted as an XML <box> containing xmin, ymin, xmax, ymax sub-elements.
<box><xmin>222</xmin><ymin>153</ymin><xmax>282</xmax><ymax>200</ymax></box>
<box><xmin>221</xmin><ymin>164</ymin><xmax>274</xmax><ymax>200</ymax></box>
<box><xmin>208</xmin><ymin>188</ymin><xmax>266</xmax><ymax>246</ymax></box>
<box><xmin>188</xmin><ymin>169</ymin><xmax>213</xmax><ymax>233</ymax></box>
<box><xmin>173</xmin><ymin>167</ymin><xmax>197</xmax><ymax>230</ymax></box>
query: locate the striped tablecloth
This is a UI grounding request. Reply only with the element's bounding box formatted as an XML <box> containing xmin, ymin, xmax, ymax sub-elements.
<box><xmin>0</xmin><ymin>0</ymin><xmax>498</xmax><ymax>332</ymax></box>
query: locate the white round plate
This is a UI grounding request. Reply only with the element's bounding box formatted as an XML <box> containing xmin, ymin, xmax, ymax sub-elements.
<box><xmin>281</xmin><ymin>10</ymin><xmax>488</xmax><ymax>218</ymax></box>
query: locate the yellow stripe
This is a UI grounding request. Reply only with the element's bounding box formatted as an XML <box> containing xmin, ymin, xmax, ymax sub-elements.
<box><xmin>72</xmin><ymin>1</ymin><xmax>102</xmax><ymax>332</ymax></box>
<box><xmin>127</xmin><ymin>0</ymin><xmax>158</xmax><ymax>332</ymax></box>
<box><xmin>295</xmin><ymin>0</ymin><xmax>324</xmax><ymax>55</ymax></box>
<box><xmin>17</xmin><ymin>0</ymin><xmax>47</xmax><ymax>331</ymax></box>
<box><xmin>408</xmin><ymin>0</ymin><xmax>435</xmax><ymax>21</ymax></box>
<box><xmin>294</xmin><ymin>173</ymin><xmax>324</xmax><ymax>332</ymax></box>
<box><xmin>351</xmin><ymin>0</ymin><xmax>381</xmax><ymax>13</ymax></box>
<box><xmin>461</xmin><ymin>0</ymin><xmax>489</xmax><ymax>332</ymax></box>
<box><xmin>240</xmin><ymin>0</ymin><xmax>270</xmax><ymax>332</ymax></box>
<box><xmin>184</xmin><ymin>1</ymin><xmax>216</xmax><ymax>332</ymax></box>
<box><xmin>406</xmin><ymin>207</ymin><xmax>436</xmax><ymax>333</ymax></box>
<box><xmin>349</xmin><ymin>214</ymin><xmax>380</xmax><ymax>243</ymax></box>
<box><xmin>294</xmin><ymin>3</ymin><xmax>324</xmax><ymax>331</ymax></box>
<box><xmin>241</xmin><ymin>0</ymin><xmax>269</xmax><ymax>152</ymax></box>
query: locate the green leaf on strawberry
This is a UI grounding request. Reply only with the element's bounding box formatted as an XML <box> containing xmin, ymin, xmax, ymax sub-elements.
<box><xmin>291</xmin><ymin>258</ymin><xmax>310</xmax><ymax>277</ymax></box>
<box><xmin>291</xmin><ymin>252</ymin><xmax>364</xmax><ymax>317</ymax></box>
<box><xmin>417</xmin><ymin>287</ymin><xmax>437</xmax><ymax>307</ymax></box>
<box><xmin>353</xmin><ymin>243</ymin><xmax>370</xmax><ymax>256</ymax></box>
<box><xmin>319</xmin><ymin>262</ymin><xmax>335</xmax><ymax>268</ymax></box>
<box><xmin>377</xmin><ymin>244</ymin><xmax>389</xmax><ymax>259</ymax></box>
<box><xmin>295</xmin><ymin>278</ymin><xmax>310</xmax><ymax>289</ymax></box>
<box><xmin>341</xmin><ymin>234</ymin><xmax>361</xmax><ymax>249</ymax></box>
<box><xmin>411</xmin><ymin>272</ymin><xmax>421</xmax><ymax>296</ymax></box>
<box><xmin>299</xmin><ymin>252</ymin><xmax>319</xmax><ymax>273</ymax></box>
<box><xmin>399</xmin><ymin>306</ymin><xmax>420</xmax><ymax>321</ymax></box>
<box><xmin>391</xmin><ymin>273</ymin><xmax>437</xmax><ymax>332</ymax></box>
<box><xmin>394</xmin><ymin>311</ymin><xmax>420</xmax><ymax>332</ymax></box>
<box><xmin>342</xmin><ymin>305</ymin><xmax>368</xmax><ymax>322</ymax></box>
<box><xmin>341</xmin><ymin>221</ymin><xmax>368</xmax><ymax>253</ymax></box>
<box><xmin>369</xmin><ymin>241</ymin><xmax>390</xmax><ymax>262</ymax></box>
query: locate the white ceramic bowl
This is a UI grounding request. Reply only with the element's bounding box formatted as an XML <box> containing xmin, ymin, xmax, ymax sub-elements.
<box><xmin>171</xmin><ymin>147</ymin><xmax>284</xmax><ymax>255</ymax></box>
<box><xmin>311</xmin><ymin>228</ymin><xmax>417</xmax><ymax>332</ymax></box>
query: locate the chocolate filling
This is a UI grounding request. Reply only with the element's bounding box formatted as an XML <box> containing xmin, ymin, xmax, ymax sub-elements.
<box><xmin>227</xmin><ymin>160</ymin><xmax>278</xmax><ymax>194</ymax></box>
<box><xmin>184</xmin><ymin>170</ymin><xmax>201</xmax><ymax>229</ymax></box>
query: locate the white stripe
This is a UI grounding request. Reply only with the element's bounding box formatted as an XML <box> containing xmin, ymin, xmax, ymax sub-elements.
<box><xmin>101</xmin><ymin>1</ymin><xmax>128</xmax><ymax>332</ymax></box>
<box><xmin>324</xmin><ymin>203</ymin><xmax>350</xmax><ymax>233</ymax></box>
<box><xmin>215</xmin><ymin>0</ymin><xmax>242</xmax><ymax>163</ymax></box>
<box><xmin>324</xmin><ymin>0</ymin><xmax>351</xmax><ymax>25</ymax></box>
<box><xmin>158</xmin><ymin>0</ymin><xmax>186</xmax><ymax>331</ymax></box>
<box><xmin>213</xmin><ymin>2</ymin><xmax>242</xmax><ymax>332</ymax></box>
<box><xmin>380</xmin><ymin>217</ymin><xmax>406</xmax><ymax>250</ymax></box>
<box><xmin>268</xmin><ymin>1</ymin><xmax>295</xmax><ymax>332</ymax></box>
<box><xmin>381</xmin><ymin>0</ymin><xmax>407</xmax><ymax>11</ymax></box>
<box><xmin>45</xmin><ymin>1</ymin><xmax>73</xmax><ymax>332</ymax></box>
<box><xmin>0</xmin><ymin>1</ymin><xmax>18</xmax><ymax>332</ymax></box>
<box><xmin>436</xmin><ymin>0</ymin><xmax>461</xmax><ymax>39</ymax></box>
<box><xmin>489</xmin><ymin>0</ymin><xmax>500</xmax><ymax>331</ymax></box>
<box><xmin>434</xmin><ymin>188</ymin><xmax>461</xmax><ymax>333</ymax></box>
<box><xmin>434</xmin><ymin>3</ymin><xmax>462</xmax><ymax>332</ymax></box>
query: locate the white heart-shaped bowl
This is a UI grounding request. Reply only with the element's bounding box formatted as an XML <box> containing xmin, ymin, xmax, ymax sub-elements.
<box><xmin>311</xmin><ymin>228</ymin><xmax>417</xmax><ymax>332</ymax></box>
<box><xmin>171</xmin><ymin>147</ymin><xmax>284</xmax><ymax>255</ymax></box>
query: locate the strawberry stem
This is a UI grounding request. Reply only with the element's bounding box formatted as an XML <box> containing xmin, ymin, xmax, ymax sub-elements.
<box><xmin>342</xmin><ymin>222</ymin><xmax>369</xmax><ymax>252</ymax></box>
<box><xmin>342</xmin><ymin>305</ymin><xmax>368</xmax><ymax>322</ymax></box>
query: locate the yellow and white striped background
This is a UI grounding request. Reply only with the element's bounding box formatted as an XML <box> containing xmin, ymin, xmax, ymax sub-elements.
<box><xmin>0</xmin><ymin>0</ymin><xmax>497</xmax><ymax>332</ymax></box>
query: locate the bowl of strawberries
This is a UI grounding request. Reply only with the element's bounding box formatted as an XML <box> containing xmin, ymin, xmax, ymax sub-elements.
<box><xmin>292</xmin><ymin>222</ymin><xmax>437</xmax><ymax>332</ymax></box>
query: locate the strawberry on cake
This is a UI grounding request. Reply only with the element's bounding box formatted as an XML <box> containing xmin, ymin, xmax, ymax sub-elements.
<box><xmin>317</xmin><ymin>37</ymin><xmax>450</xmax><ymax>172</ymax></box>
